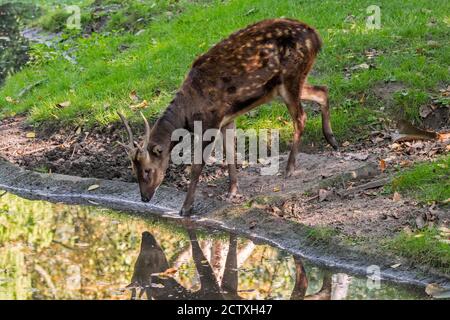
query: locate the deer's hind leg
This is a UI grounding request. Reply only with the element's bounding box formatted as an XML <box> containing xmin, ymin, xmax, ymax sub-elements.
<box><xmin>279</xmin><ymin>76</ymin><xmax>307</xmax><ymax>177</ymax></box>
<box><xmin>221</xmin><ymin>121</ymin><xmax>238</xmax><ymax>196</ymax></box>
<box><xmin>301</xmin><ymin>84</ymin><xmax>339</xmax><ymax>150</ymax></box>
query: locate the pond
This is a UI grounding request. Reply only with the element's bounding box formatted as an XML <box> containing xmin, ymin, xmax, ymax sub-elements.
<box><xmin>0</xmin><ymin>193</ymin><xmax>428</xmax><ymax>300</ymax></box>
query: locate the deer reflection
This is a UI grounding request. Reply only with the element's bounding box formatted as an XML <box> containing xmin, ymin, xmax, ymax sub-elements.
<box><xmin>128</xmin><ymin>229</ymin><xmax>337</xmax><ymax>300</ymax></box>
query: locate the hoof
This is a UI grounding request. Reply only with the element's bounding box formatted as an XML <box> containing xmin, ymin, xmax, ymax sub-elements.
<box><xmin>226</xmin><ymin>190</ymin><xmax>238</xmax><ymax>200</ymax></box>
<box><xmin>179</xmin><ymin>207</ymin><xmax>193</xmax><ymax>217</ymax></box>
<box><xmin>327</xmin><ymin>136</ymin><xmax>339</xmax><ymax>151</ymax></box>
<box><xmin>285</xmin><ymin>167</ymin><xmax>294</xmax><ymax>178</ymax></box>
<box><xmin>331</xmin><ymin>143</ymin><xmax>340</xmax><ymax>151</ymax></box>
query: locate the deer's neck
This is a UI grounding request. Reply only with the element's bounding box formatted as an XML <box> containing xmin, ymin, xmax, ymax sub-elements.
<box><xmin>149</xmin><ymin>92</ymin><xmax>189</xmax><ymax>150</ymax></box>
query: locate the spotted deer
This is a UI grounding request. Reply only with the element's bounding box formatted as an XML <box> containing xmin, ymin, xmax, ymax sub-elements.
<box><xmin>118</xmin><ymin>18</ymin><xmax>339</xmax><ymax>216</ymax></box>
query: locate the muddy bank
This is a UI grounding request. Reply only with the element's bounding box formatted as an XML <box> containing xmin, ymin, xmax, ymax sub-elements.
<box><xmin>0</xmin><ymin>159</ymin><xmax>448</xmax><ymax>289</ymax></box>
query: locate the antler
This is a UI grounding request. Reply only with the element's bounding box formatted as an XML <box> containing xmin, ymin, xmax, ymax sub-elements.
<box><xmin>140</xmin><ymin>111</ymin><xmax>151</xmax><ymax>151</ymax></box>
<box><xmin>117</xmin><ymin>112</ymin><xmax>135</xmax><ymax>151</ymax></box>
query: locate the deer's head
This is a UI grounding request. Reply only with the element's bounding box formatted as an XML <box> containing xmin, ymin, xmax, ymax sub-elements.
<box><xmin>117</xmin><ymin>112</ymin><xmax>168</xmax><ymax>203</ymax></box>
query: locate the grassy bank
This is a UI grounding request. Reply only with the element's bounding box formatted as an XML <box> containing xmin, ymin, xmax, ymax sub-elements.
<box><xmin>391</xmin><ymin>155</ymin><xmax>450</xmax><ymax>204</ymax></box>
<box><xmin>0</xmin><ymin>0</ymin><xmax>449</xmax><ymax>148</ymax></box>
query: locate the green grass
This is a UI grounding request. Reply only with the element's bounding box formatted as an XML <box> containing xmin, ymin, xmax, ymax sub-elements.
<box><xmin>387</xmin><ymin>228</ymin><xmax>450</xmax><ymax>274</ymax></box>
<box><xmin>1</xmin><ymin>0</ymin><xmax>449</xmax><ymax>148</ymax></box>
<box><xmin>306</xmin><ymin>226</ymin><xmax>338</xmax><ymax>245</ymax></box>
<box><xmin>391</xmin><ymin>155</ymin><xmax>450</xmax><ymax>204</ymax></box>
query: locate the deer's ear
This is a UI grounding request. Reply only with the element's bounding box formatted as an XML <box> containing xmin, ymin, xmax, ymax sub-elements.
<box><xmin>152</xmin><ymin>144</ymin><xmax>163</xmax><ymax>156</ymax></box>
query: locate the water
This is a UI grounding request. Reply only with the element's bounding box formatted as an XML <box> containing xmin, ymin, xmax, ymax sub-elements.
<box><xmin>0</xmin><ymin>193</ymin><xmax>427</xmax><ymax>300</ymax></box>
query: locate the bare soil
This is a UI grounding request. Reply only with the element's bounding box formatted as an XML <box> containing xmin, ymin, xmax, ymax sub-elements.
<box><xmin>0</xmin><ymin>115</ymin><xmax>449</xmax><ymax>240</ymax></box>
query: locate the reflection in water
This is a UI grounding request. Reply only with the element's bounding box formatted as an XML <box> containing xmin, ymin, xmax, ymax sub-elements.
<box><xmin>129</xmin><ymin>229</ymin><xmax>333</xmax><ymax>300</ymax></box>
<box><xmin>0</xmin><ymin>3</ymin><xmax>33</xmax><ymax>85</ymax></box>
<box><xmin>0</xmin><ymin>193</ymin><xmax>426</xmax><ymax>300</ymax></box>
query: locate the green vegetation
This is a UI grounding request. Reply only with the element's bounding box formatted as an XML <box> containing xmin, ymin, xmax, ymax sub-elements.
<box><xmin>1</xmin><ymin>0</ymin><xmax>449</xmax><ymax>148</ymax></box>
<box><xmin>391</xmin><ymin>156</ymin><xmax>450</xmax><ymax>204</ymax></box>
<box><xmin>305</xmin><ymin>226</ymin><xmax>338</xmax><ymax>244</ymax></box>
<box><xmin>387</xmin><ymin>227</ymin><xmax>450</xmax><ymax>274</ymax></box>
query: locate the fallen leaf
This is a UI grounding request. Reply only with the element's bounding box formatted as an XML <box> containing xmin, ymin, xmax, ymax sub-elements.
<box><xmin>426</xmin><ymin>40</ymin><xmax>440</xmax><ymax>48</ymax></box>
<box><xmin>129</xmin><ymin>90</ymin><xmax>140</xmax><ymax>102</ymax></box>
<box><xmin>151</xmin><ymin>283</ymin><xmax>165</xmax><ymax>289</ymax></box>
<box><xmin>88</xmin><ymin>184</ymin><xmax>100</xmax><ymax>191</ymax></box>
<box><xmin>25</xmin><ymin>132</ymin><xmax>36</xmax><ymax>138</ymax></box>
<box><xmin>342</xmin><ymin>141</ymin><xmax>350</xmax><ymax>147</ymax></box>
<box><xmin>273</xmin><ymin>186</ymin><xmax>281</xmax><ymax>192</ymax></box>
<box><xmin>379</xmin><ymin>159</ymin><xmax>387</xmax><ymax>172</ymax></box>
<box><xmin>5</xmin><ymin>96</ymin><xmax>17</xmax><ymax>103</ymax></box>
<box><xmin>75</xmin><ymin>242</ymin><xmax>90</xmax><ymax>247</ymax></box>
<box><xmin>390</xmin><ymin>263</ymin><xmax>401</xmax><ymax>269</ymax></box>
<box><xmin>392</xmin><ymin>192</ymin><xmax>401</xmax><ymax>202</ymax></box>
<box><xmin>130</xmin><ymin>99</ymin><xmax>148</xmax><ymax>110</ymax></box>
<box><xmin>163</xmin><ymin>267</ymin><xmax>177</xmax><ymax>275</ymax></box>
<box><xmin>154</xmin><ymin>267</ymin><xmax>178</xmax><ymax>278</ymax></box>
<box><xmin>318</xmin><ymin>189</ymin><xmax>330</xmax><ymax>202</ymax></box>
<box><xmin>351</xmin><ymin>63</ymin><xmax>371</xmax><ymax>71</ymax></box>
<box><xmin>419</xmin><ymin>105</ymin><xmax>433</xmax><ymax>118</ymax></box>
<box><xmin>425</xmin><ymin>283</ymin><xmax>450</xmax><ymax>299</ymax></box>
<box><xmin>437</xmin><ymin>132</ymin><xmax>450</xmax><ymax>142</ymax></box>
<box><xmin>271</xmin><ymin>205</ymin><xmax>282</xmax><ymax>215</ymax></box>
<box><xmin>438</xmin><ymin>226</ymin><xmax>450</xmax><ymax>234</ymax></box>
<box><xmin>400</xmin><ymin>160</ymin><xmax>412</xmax><ymax>168</ymax></box>
<box><xmin>56</xmin><ymin>101</ymin><xmax>71</xmax><ymax>108</ymax></box>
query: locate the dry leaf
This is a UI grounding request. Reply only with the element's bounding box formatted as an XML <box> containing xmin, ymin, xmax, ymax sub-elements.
<box><xmin>151</xmin><ymin>283</ymin><xmax>165</xmax><ymax>289</ymax></box>
<box><xmin>56</xmin><ymin>101</ymin><xmax>71</xmax><ymax>108</ymax></box>
<box><xmin>342</xmin><ymin>141</ymin><xmax>350</xmax><ymax>147</ymax></box>
<box><xmin>162</xmin><ymin>267</ymin><xmax>177</xmax><ymax>275</ymax></box>
<box><xmin>273</xmin><ymin>186</ymin><xmax>281</xmax><ymax>192</ymax></box>
<box><xmin>425</xmin><ymin>283</ymin><xmax>450</xmax><ymax>299</ymax></box>
<box><xmin>390</xmin><ymin>263</ymin><xmax>401</xmax><ymax>269</ymax></box>
<box><xmin>130</xmin><ymin>99</ymin><xmax>148</xmax><ymax>110</ymax></box>
<box><xmin>88</xmin><ymin>184</ymin><xmax>100</xmax><ymax>191</ymax></box>
<box><xmin>6</xmin><ymin>96</ymin><xmax>17</xmax><ymax>103</ymax></box>
<box><xmin>26</xmin><ymin>132</ymin><xmax>36</xmax><ymax>138</ymax></box>
<box><xmin>129</xmin><ymin>90</ymin><xmax>140</xmax><ymax>102</ymax></box>
<box><xmin>379</xmin><ymin>159</ymin><xmax>386</xmax><ymax>172</ymax></box>
<box><xmin>437</xmin><ymin>132</ymin><xmax>450</xmax><ymax>142</ymax></box>
<box><xmin>419</xmin><ymin>105</ymin><xmax>433</xmax><ymax>118</ymax></box>
<box><xmin>318</xmin><ymin>189</ymin><xmax>330</xmax><ymax>202</ymax></box>
<box><xmin>392</xmin><ymin>192</ymin><xmax>401</xmax><ymax>202</ymax></box>
<box><xmin>400</xmin><ymin>160</ymin><xmax>412</xmax><ymax>168</ymax></box>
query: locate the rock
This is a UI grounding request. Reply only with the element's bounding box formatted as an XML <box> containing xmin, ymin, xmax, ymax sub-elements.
<box><xmin>415</xmin><ymin>215</ymin><xmax>426</xmax><ymax>229</ymax></box>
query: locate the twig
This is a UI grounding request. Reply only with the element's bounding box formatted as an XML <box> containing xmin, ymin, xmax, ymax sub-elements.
<box><xmin>337</xmin><ymin>177</ymin><xmax>391</xmax><ymax>197</ymax></box>
<box><xmin>19</xmin><ymin>145</ymin><xmax>57</xmax><ymax>156</ymax></box>
<box><xmin>0</xmin><ymin>190</ymin><xmax>7</xmax><ymax>198</ymax></box>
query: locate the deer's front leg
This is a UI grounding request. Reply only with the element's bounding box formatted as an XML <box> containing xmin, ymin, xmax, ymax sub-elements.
<box><xmin>180</xmin><ymin>163</ymin><xmax>204</xmax><ymax>216</ymax></box>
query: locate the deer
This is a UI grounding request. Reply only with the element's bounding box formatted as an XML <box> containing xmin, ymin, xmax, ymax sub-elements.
<box><xmin>118</xmin><ymin>18</ymin><xmax>339</xmax><ymax>216</ymax></box>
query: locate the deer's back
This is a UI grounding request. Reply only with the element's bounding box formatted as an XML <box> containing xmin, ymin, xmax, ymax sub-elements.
<box><xmin>181</xmin><ymin>18</ymin><xmax>322</xmax><ymax>122</ymax></box>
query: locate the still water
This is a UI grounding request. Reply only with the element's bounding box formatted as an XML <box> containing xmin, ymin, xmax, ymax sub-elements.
<box><xmin>0</xmin><ymin>193</ymin><xmax>427</xmax><ymax>300</ymax></box>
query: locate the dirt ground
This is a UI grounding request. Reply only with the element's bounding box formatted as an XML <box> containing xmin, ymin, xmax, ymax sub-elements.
<box><xmin>0</xmin><ymin>115</ymin><xmax>449</xmax><ymax>240</ymax></box>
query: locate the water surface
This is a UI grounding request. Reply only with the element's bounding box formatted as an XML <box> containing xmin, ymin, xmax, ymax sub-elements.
<box><xmin>0</xmin><ymin>193</ymin><xmax>427</xmax><ymax>300</ymax></box>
